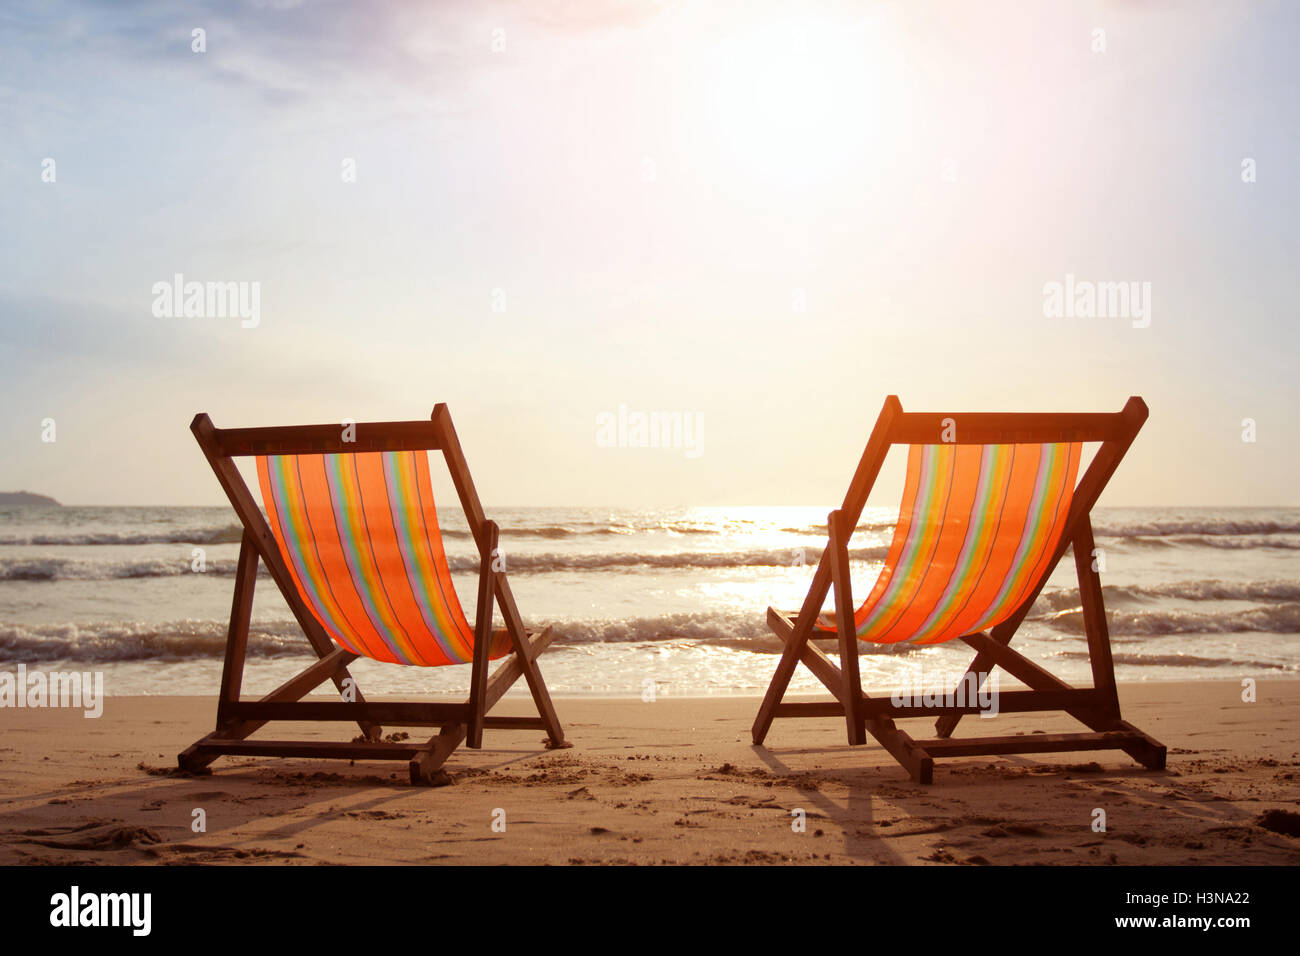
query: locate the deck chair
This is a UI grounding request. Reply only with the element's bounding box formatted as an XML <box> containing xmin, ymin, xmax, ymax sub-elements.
<box><xmin>753</xmin><ymin>396</ymin><xmax>1166</xmax><ymax>783</ymax></box>
<box><xmin>178</xmin><ymin>404</ymin><xmax>568</xmax><ymax>784</ymax></box>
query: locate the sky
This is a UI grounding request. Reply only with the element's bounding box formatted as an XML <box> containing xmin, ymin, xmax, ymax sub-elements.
<box><xmin>1</xmin><ymin>0</ymin><xmax>1297</xmax><ymax>508</ymax></box>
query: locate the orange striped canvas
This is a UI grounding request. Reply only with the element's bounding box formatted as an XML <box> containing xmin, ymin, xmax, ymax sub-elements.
<box><xmin>255</xmin><ymin>451</ymin><xmax>511</xmax><ymax>666</ymax></box>
<box><xmin>822</xmin><ymin>441</ymin><xmax>1081</xmax><ymax>645</ymax></box>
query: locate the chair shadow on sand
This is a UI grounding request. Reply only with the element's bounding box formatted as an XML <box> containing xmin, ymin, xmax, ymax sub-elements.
<box><xmin>0</xmin><ymin>743</ymin><xmax>556</xmax><ymax>864</ymax></box>
<box><xmin>751</xmin><ymin>739</ymin><xmax>1296</xmax><ymax>865</ymax></box>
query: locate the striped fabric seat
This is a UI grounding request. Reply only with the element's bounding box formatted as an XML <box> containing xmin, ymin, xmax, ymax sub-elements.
<box><xmin>256</xmin><ymin>451</ymin><xmax>511</xmax><ymax>666</ymax></box>
<box><xmin>822</xmin><ymin>441</ymin><xmax>1082</xmax><ymax>645</ymax></box>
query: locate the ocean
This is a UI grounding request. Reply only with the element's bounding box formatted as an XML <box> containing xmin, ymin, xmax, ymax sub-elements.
<box><xmin>1</xmin><ymin>504</ymin><xmax>1297</xmax><ymax>698</ymax></box>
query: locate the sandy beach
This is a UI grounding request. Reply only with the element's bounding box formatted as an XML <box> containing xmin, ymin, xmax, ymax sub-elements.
<box><xmin>1</xmin><ymin>679</ymin><xmax>1296</xmax><ymax>866</ymax></box>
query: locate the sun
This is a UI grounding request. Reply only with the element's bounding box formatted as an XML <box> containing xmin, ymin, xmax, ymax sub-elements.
<box><xmin>696</xmin><ymin>9</ymin><xmax>906</xmax><ymax>195</ymax></box>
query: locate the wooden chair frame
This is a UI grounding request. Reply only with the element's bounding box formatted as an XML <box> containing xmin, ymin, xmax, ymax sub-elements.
<box><xmin>178</xmin><ymin>404</ymin><xmax>568</xmax><ymax>784</ymax></box>
<box><xmin>752</xmin><ymin>396</ymin><xmax>1166</xmax><ymax>783</ymax></box>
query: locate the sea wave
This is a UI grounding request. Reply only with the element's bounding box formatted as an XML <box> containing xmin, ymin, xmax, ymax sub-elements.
<box><xmin>1111</xmin><ymin>533</ymin><xmax>1300</xmax><ymax>551</ymax></box>
<box><xmin>6</xmin><ymin>513</ymin><xmax>1298</xmax><ymax>550</ymax></box>
<box><xmin>0</xmin><ymin>523</ymin><xmax>620</xmax><ymax>545</ymax></box>
<box><xmin>0</xmin><ymin>620</ymin><xmax>308</xmax><ymax>662</ymax></box>
<box><xmin>1093</xmin><ymin>518</ymin><xmax>1300</xmax><ymax>538</ymax></box>
<box><xmin>0</xmin><ymin>613</ymin><xmax>776</xmax><ymax>662</ymax></box>
<box><xmin>0</xmin><ymin>557</ymin><xmax>201</xmax><ymax>581</ymax></box>
<box><xmin>500</xmin><ymin>546</ymin><xmax>890</xmax><ymax>572</ymax></box>
<box><xmin>0</xmin><ymin>520</ymin><xmax>790</xmax><ymax>545</ymax></box>
<box><xmin>0</xmin><ymin>546</ymin><xmax>895</xmax><ymax>581</ymax></box>
<box><xmin>6</xmin><ymin>601</ymin><xmax>1297</xmax><ymax>665</ymax></box>
<box><xmin>1061</xmin><ymin>649</ymin><xmax>1293</xmax><ymax>671</ymax></box>
<box><xmin>0</xmin><ymin>526</ymin><xmax>246</xmax><ymax>546</ymax></box>
<box><xmin>779</xmin><ymin>516</ymin><xmax>1300</xmax><ymax>541</ymax></box>
<box><xmin>780</xmin><ymin>521</ymin><xmax>898</xmax><ymax>536</ymax></box>
<box><xmin>1034</xmin><ymin>579</ymin><xmax>1300</xmax><ymax>611</ymax></box>
<box><xmin>1044</xmin><ymin>603</ymin><xmax>1300</xmax><ymax>636</ymax></box>
<box><xmin>549</xmin><ymin>611</ymin><xmax>770</xmax><ymax>645</ymax></box>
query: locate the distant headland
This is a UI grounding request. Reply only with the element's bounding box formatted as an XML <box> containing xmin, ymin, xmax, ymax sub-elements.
<box><xmin>0</xmin><ymin>491</ymin><xmax>62</xmax><ymax>506</ymax></box>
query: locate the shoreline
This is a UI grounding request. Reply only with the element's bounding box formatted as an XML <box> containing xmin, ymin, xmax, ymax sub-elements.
<box><xmin>1</xmin><ymin>680</ymin><xmax>1297</xmax><ymax>865</ymax></box>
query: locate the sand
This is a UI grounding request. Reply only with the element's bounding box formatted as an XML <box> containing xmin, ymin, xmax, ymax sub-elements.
<box><xmin>1</xmin><ymin>680</ymin><xmax>1297</xmax><ymax>865</ymax></box>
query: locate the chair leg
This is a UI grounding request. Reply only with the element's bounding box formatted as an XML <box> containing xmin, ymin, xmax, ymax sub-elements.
<box><xmin>753</xmin><ymin>640</ymin><xmax>803</xmax><ymax>745</ymax></box>
<box><xmin>1073</xmin><ymin>518</ymin><xmax>1122</xmax><ymax>721</ymax></box>
<box><xmin>409</xmin><ymin>724</ymin><xmax>466</xmax><ymax>785</ymax></box>
<box><xmin>828</xmin><ymin>510</ymin><xmax>866</xmax><ymax>746</ymax></box>
<box><xmin>753</xmin><ymin>596</ymin><xmax>827</xmax><ymax>745</ymax></box>
<box><xmin>468</xmin><ymin>626</ymin><xmax>568</xmax><ymax>750</ymax></box>
<box><xmin>177</xmin><ymin>741</ymin><xmax>216</xmax><ymax>774</ymax></box>
<box><xmin>1112</xmin><ymin>721</ymin><xmax>1167</xmax><ymax>769</ymax></box>
<box><xmin>515</xmin><ymin>627</ymin><xmax>568</xmax><ymax>748</ymax></box>
<box><xmin>863</xmin><ymin>714</ymin><xmax>933</xmax><ymax>783</ymax></box>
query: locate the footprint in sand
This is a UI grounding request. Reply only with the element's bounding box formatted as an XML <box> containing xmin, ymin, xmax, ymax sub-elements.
<box><xmin>16</xmin><ymin>821</ymin><xmax>162</xmax><ymax>851</ymax></box>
